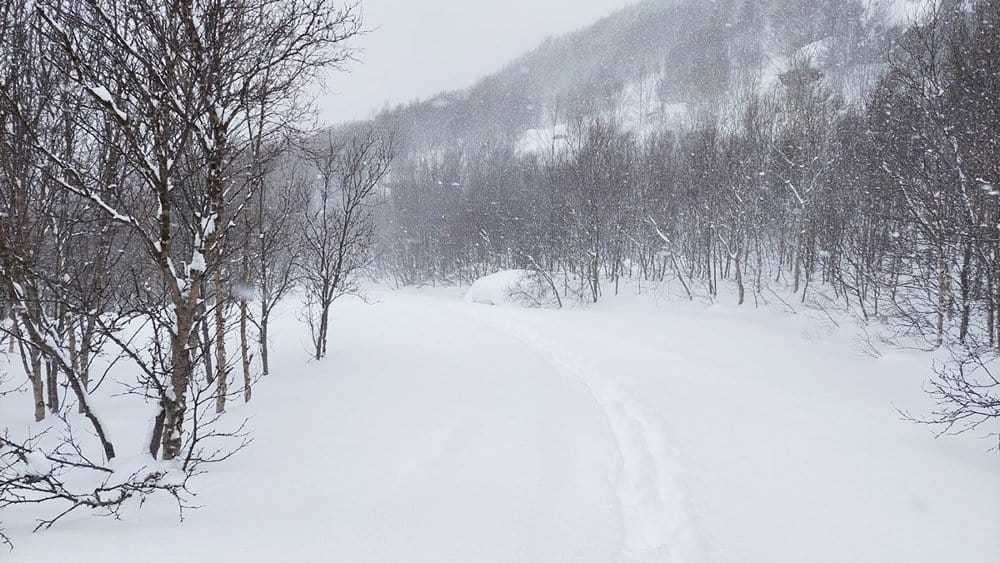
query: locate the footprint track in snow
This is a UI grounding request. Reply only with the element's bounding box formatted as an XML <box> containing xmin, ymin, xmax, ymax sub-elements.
<box><xmin>448</xmin><ymin>303</ymin><xmax>705</xmax><ymax>563</ymax></box>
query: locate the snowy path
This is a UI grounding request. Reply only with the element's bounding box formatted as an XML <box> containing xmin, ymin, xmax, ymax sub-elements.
<box><xmin>5</xmin><ymin>289</ymin><xmax>1000</xmax><ymax>562</ymax></box>
<box><xmin>451</xmin><ymin>302</ymin><xmax>704</xmax><ymax>562</ymax></box>
<box><xmin>6</xmin><ymin>291</ymin><xmax>629</xmax><ymax>562</ymax></box>
<box><xmin>447</xmin><ymin>297</ymin><xmax>1000</xmax><ymax>562</ymax></box>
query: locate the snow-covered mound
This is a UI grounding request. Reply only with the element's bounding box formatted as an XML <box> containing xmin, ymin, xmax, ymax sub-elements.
<box><xmin>465</xmin><ymin>269</ymin><xmax>565</xmax><ymax>308</ymax></box>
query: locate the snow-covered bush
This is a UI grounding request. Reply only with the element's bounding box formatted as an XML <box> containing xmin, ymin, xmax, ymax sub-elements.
<box><xmin>465</xmin><ymin>269</ymin><xmax>582</xmax><ymax>308</ymax></box>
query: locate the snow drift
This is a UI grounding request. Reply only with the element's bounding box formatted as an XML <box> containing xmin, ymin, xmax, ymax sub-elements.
<box><xmin>465</xmin><ymin>269</ymin><xmax>570</xmax><ymax>308</ymax></box>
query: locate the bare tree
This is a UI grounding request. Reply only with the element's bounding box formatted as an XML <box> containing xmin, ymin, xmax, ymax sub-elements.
<box><xmin>253</xmin><ymin>158</ymin><xmax>309</xmax><ymax>375</ymax></box>
<box><xmin>299</xmin><ymin>127</ymin><xmax>393</xmax><ymax>360</ymax></box>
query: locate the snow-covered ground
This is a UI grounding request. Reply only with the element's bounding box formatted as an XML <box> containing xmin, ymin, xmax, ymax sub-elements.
<box><xmin>3</xmin><ymin>286</ymin><xmax>998</xmax><ymax>562</ymax></box>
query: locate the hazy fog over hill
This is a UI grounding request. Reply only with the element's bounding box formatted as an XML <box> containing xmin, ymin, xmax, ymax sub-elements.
<box><xmin>315</xmin><ymin>0</ymin><xmax>633</xmax><ymax>123</ymax></box>
<box><xmin>340</xmin><ymin>0</ymin><xmax>933</xmax><ymax>157</ymax></box>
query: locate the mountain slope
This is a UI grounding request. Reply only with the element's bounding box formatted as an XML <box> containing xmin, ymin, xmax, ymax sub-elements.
<box><xmin>366</xmin><ymin>0</ymin><xmax>929</xmax><ymax>154</ymax></box>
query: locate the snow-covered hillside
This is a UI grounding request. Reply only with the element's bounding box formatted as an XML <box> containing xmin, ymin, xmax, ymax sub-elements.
<box><xmin>4</xmin><ymin>287</ymin><xmax>997</xmax><ymax>562</ymax></box>
<box><xmin>373</xmin><ymin>0</ymin><xmax>939</xmax><ymax>157</ymax></box>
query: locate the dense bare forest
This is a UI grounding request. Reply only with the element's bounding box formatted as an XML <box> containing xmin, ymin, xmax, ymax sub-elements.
<box><xmin>0</xmin><ymin>0</ymin><xmax>391</xmax><ymax>540</ymax></box>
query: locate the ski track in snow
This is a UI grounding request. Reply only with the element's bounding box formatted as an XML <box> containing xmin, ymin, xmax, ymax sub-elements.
<box><xmin>448</xmin><ymin>302</ymin><xmax>705</xmax><ymax>563</ymax></box>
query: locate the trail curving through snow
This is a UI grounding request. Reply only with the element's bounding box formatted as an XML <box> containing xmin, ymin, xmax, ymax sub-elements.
<box><xmin>10</xmin><ymin>290</ymin><xmax>996</xmax><ymax>562</ymax></box>
<box><xmin>450</xmin><ymin>302</ymin><xmax>706</xmax><ymax>563</ymax></box>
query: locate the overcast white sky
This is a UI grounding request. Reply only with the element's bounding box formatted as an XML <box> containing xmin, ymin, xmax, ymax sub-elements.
<box><xmin>316</xmin><ymin>0</ymin><xmax>635</xmax><ymax>124</ymax></box>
